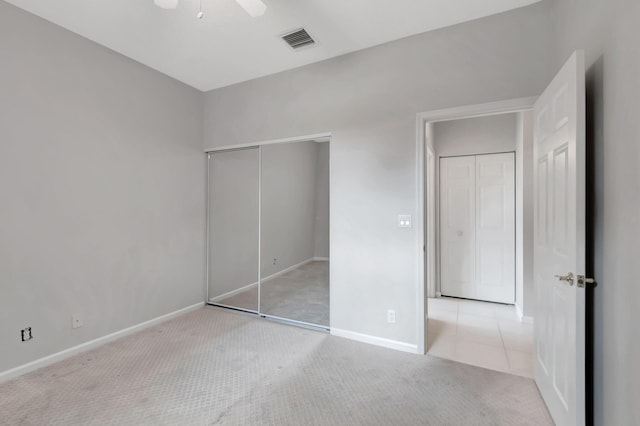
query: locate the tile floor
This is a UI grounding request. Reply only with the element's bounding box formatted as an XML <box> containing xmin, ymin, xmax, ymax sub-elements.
<box><xmin>427</xmin><ymin>297</ymin><xmax>534</xmax><ymax>378</ymax></box>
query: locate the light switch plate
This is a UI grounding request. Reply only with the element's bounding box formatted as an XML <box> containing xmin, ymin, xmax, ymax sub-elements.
<box><xmin>398</xmin><ymin>215</ymin><xmax>412</xmax><ymax>228</ymax></box>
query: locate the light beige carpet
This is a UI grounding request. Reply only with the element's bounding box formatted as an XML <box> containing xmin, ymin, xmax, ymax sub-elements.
<box><xmin>0</xmin><ymin>307</ymin><xmax>552</xmax><ymax>425</ymax></box>
<box><xmin>217</xmin><ymin>261</ymin><xmax>329</xmax><ymax>327</ymax></box>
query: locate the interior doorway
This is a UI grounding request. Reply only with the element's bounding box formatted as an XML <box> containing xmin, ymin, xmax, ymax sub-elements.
<box><xmin>417</xmin><ymin>51</ymin><xmax>589</xmax><ymax>425</ymax></box>
<box><xmin>425</xmin><ymin>112</ymin><xmax>532</xmax><ymax>376</ymax></box>
<box><xmin>415</xmin><ymin>97</ymin><xmax>536</xmax><ymax>358</ymax></box>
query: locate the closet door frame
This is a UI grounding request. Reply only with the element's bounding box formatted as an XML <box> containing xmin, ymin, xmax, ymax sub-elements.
<box><xmin>439</xmin><ymin>151</ymin><xmax>516</xmax><ymax>304</ymax></box>
<box><xmin>205</xmin><ymin>132</ymin><xmax>332</xmax><ymax>331</ymax></box>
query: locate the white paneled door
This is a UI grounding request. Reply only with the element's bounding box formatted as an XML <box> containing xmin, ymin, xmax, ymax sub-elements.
<box><xmin>533</xmin><ymin>51</ymin><xmax>586</xmax><ymax>426</ymax></box>
<box><xmin>440</xmin><ymin>156</ymin><xmax>476</xmax><ymax>299</ymax></box>
<box><xmin>475</xmin><ymin>153</ymin><xmax>516</xmax><ymax>303</ymax></box>
<box><xmin>440</xmin><ymin>153</ymin><xmax>515</xmax><ymax>304</ymax></box>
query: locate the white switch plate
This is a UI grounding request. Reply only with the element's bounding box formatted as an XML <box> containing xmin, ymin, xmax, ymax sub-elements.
<box><xmin>72</xmin><ymin>313</ymin><xmax>83</xmax><ymax>329</ymax></box>
<box><xmin>387</xmin><ymin>310</ymin><xmax>396</xmax><ymax>323</ymax></box>
<box><xmin>398</xmin><ymin>215</ymin><xmax>412</xmax><ymax>228</ymax></box>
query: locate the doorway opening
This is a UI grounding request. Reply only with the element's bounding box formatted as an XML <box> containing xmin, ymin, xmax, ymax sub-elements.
<box><xmin>415</xmin><ymin>98</ymin><xmax>536</xmax><ymax>375</ymax></box>
<box><xmin>417</xmin><ymin>52</ymin><xmax>588</xmax><ymax>425</ymax></box>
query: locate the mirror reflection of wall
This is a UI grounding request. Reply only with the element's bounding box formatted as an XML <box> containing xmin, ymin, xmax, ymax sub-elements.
<box><xmin>207</xmin><ymin>148</ymin><xmax>259</xmax><ymax>312</ymax></box>
<box><xmin>260</xmin><ymin>140</ymin><xmax>330</xmax><ymax>327</ymax></box>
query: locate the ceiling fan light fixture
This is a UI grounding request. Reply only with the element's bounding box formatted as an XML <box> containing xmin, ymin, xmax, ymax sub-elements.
<box><xmin>234</xmin><ymin>0</ymin><xmax>267</xmax><ymax>17</ymax></box>
<box><xmin>154</xmin><ymin>0</ymin><xmax>178</xmax><ymax>10</ymax></box>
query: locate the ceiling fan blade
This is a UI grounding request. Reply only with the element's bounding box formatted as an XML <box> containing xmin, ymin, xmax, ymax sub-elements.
<box><xmin>234</xmin><ymin>0</ymin><xmax>267</xmax><ymax>17</ymax></box>
<box><xmin>154</xmin><ymin>0</ymin><xmax>179</xmax><ymax>9</ymax></box>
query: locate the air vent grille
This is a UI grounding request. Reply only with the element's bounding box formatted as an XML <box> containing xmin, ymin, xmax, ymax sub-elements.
<box><xmin>281</xmin><ymin>28</ymin><xmax>315</xmax><ymax>49</ymax></box>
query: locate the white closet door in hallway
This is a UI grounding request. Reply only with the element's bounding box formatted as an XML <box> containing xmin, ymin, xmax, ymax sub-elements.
<box><xmin>440</xmin><ymin>153</ymin><xmax>515</xmax><ymax>303</ymax></box>
<box><xmin>440</xmin><ymin>156</ymin><xmax>477</xmax><ymax>300</ymax></box>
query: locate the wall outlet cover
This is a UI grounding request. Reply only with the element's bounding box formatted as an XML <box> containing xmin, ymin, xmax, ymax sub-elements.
<box><xmin>72</xmin><ymin>313</ymin><xmax>83</xmax><ymax>329</ymax></box>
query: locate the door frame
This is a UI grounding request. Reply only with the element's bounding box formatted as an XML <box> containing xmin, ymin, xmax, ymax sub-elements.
<box><xmin>414</xmin><ymin>97</ymin><xmax>537</xmax><ymax>354</ymax></box>
<box><xmin>425</xmin><ymin>144</ymin><xmax>436</xmax><ymax>299</ymax></box>
<box><xmin>205</xmin><ymin>132</ymin><xmax>332</xmax><ymax>331</ymax></box>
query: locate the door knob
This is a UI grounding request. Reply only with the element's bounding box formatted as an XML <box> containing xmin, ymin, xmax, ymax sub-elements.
<box><xmin>555</xmin><ymin>272</ymin><xmax>574</xmax><ymax>286</ymax></box>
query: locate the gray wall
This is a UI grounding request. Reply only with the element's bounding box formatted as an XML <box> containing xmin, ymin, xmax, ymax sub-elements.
<box><xmin>203</xmin><ymin>2</ymin><xmax>554</xmax><ymax>345</ymax></box>
<box><xmin>521</xmin><ymin>112</ymin><xmax>534</xmax><ymax>317</ymax></box>
<box><xmin>515</xmin><ymin>115</ymin><xmax>524</xmax><ymax>314</ymax></box>
<box><xmin>424</xmin><ymin>123</ymin><xmax>437</xmax><ymax>299</ymax></box>
<box><xmin>313</xmin><ymin>142</ymin><xmax>330</xmax><ymax>259</ymax></box>
<box><xmin>552</xmin><ymin>0</ymin><xmax>640</xmax><ymax>423</ymax></box>
<box><xmin>261</xmin><ymin>141</ymin><xmax>318</xmax><ymax>278</ymax></box>
<box><xmin>515</xmin><ymin>111</ymin><xmax>534</xmax><ymax>318</ymax></box>
<box><xmin>433</xmin><ymin>114</ymin><xmax>518</xmax><ymax>157</ymax></box>
<box><xmin>0</xmin><ymin>2</ymin><xmax>205</xmax><ymax>374</ymax></box>
<box><xmin>208</xmin><ymin>149</ymin><xmax>260</xmax><ymax>300</ymax></box>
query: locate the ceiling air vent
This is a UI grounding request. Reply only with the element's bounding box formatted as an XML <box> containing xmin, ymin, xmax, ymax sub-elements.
<box><xmin>281</xmin><ymin>28</ymin><xmax>316</xmax><ymax>50</ymax></box>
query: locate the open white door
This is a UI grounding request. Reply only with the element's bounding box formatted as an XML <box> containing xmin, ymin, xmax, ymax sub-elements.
<box><xmin>533</xmin><ymin>51</ymin><xmax>586</xmax><ymax>425</ymax></box>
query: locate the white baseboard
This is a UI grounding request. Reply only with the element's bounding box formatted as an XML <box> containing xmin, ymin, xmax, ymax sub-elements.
<box><xmin>515</xmin><ymin>303</ymin><xmax>524</xmax><ymax>321</ymax></box>
<box><xmin>210</xmin><ymin>257</ymin><xmax>329</xmax><ymax>301</ymax></box>
<box><xmin>331</xmin><ymin>328</ymin><xmax>418</xmax><ymax>354</ymax></box>
<box><xmin>209</xmin><ymin>282</ymin><xmax>258</xmax><ymax>302</ymax></box>
<box><xmin>515</xmin><ymin>303</ymin><xmax>534</xmax><ymax>324</ymax></box>
<box><xmin>0</xmin><ymin>301</ymin><xmax>204</xmax><ymax>384</ymax></box>
<box><xmin>262</xmin><ymin>258</ymin><xmax>314</xmax><ymax>283</ymax></box>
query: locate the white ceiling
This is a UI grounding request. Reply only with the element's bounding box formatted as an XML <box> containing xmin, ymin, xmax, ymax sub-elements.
<box><xmin>5</xmin><ymin>0</ymin><xmax>541</xmax><ymax>91</ymax></box>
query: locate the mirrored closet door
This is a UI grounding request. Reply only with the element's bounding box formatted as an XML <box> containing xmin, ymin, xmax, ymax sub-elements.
<box><xmin>260</xmin><ymin>141</ymin><xmax>330</xmax><ymax>327</ymax></box>
<box><xmin>207</xmin><ymin>140</ymin><xmax>330</xmax><ymax>329</ymax></box>
<box><xmin>207</xmin><ymin>148</ymin><xmax>259</xmax><ymax>312</ymax></box>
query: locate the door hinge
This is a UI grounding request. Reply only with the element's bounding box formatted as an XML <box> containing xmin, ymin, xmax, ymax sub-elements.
<box><xmin>577</xmin><ymin>275</ymin><xmax>595</xmax><ymax>288</ymax></box>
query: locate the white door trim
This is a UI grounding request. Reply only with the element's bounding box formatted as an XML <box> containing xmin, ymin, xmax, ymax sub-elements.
<box><xmin>205</xmin><ymin>132</ymin><xmax>332</xmax><ymax>152</ymax></box>
<box><xmin>415</xmin><ymin>97</ymin><xmax>536</xmax><ymax>354</ymax></box>
<box><xmin>426</xmin><ymin>145</ymin><xmax>436</xmax><ymax>299</ymax></box>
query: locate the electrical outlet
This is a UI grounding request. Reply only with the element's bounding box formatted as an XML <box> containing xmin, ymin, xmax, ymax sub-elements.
<box><xmin>72</xmin><ymin>313</ymin><xmax>83</xmax><ymax>329</ymax></box>
<box><xmin>273</xmin><ymin>258</ymin><xmax>277</xmax><ymax>265</ymax></box>
<box><xmin>387</xmin><ymin>310</ymin><xmax>396</xmax><ymax>324</ymax></box>
<box><xmin>21</xmin><ymin>327</ymin><xmax>33</xmax><ymax>342</ymax></box>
